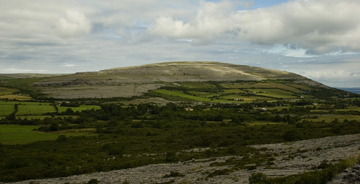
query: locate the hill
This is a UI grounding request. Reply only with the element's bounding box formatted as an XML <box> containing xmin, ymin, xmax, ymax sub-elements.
<box><xmin>31</xmin><ymin>61</ymin><xmax>325</xmax><ymax>99</ymax></box>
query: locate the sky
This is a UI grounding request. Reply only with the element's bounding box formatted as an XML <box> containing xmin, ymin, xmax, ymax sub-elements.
<box><xmin>0</xmin><ymin>0</ymin><xmax>360</xmax><ymax>88</ymax></box>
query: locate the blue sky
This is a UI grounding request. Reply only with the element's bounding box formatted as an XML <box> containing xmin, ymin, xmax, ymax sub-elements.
<box><xmin>0</xmin><ymin>0</ymin><xmax>360</xmax><ymax>87</ymax></box>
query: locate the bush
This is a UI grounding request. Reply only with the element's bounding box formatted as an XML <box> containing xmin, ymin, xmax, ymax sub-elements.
<box><xmin>207</xmin><ymin>169</ymin><xmax>231</xmax><ymax>178</ymax></box>
<box><xmin>282</xmin><ymin>130</ymin><xmax>302</xmax><ymax>142</ymax></box>
<box><xmin>163</xmin><ymin>171</ymin><xmax>185</xmax><ymax>178</ymax></box>
<box><xmin>56</xmin><ymin>135</ymin><xmax>67</xmax><ymax>142</ymax></box>
<box><xmin>109</xmin><ymin>147</ymin><xmax>123</xmax><ymax>157</ymax></box>
<box><xmin>87</xmin><ymin>179</ymin><xmax>99</xmax><ymax>184</ymax></box>
<box><xmin>249</xmin><ymin>173</ymin><xmax>267</xmax><ymax>184</ymax></box>
<box><xmin>165</xmin><ymin>151</ymin><xmax>176</xmax><ymax>162</ymax></box>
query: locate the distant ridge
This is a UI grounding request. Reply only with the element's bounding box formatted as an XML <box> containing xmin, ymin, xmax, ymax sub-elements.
<box><xmin>32</xmin><ymin>61</ymin><xmax>326</xmax><ymax>99</ymax></box>
<box><xmin>337</xmin><ymin>88</ymin><xmax>360</xmax><ymax>94</ymax></box>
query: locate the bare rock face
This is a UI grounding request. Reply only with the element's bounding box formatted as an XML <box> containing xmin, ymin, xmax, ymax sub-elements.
<box><xmin>32</xmin><ymin>61</ymin><xmax>323</xmax><ymax>99</ymax></box>
<box><xmin>48</xmin><ymin>61</ymin><xmax>311</xmax><ymax>84</ymax></box>
<box><xmin>328</xmin><ymin>163</ymin><xmax>360</xmax><ymax>184</ymax></box>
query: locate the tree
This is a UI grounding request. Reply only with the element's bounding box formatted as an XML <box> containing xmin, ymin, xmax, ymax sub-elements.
<box><xmin>6</xmin><ymin>112</ymin><xmax>16</xmax><ymax>121</ymax></box>
<box><xmin>249</xmin><ymin>173</ymin><xmax>267</xmax><ymax>184</ymax></box>
<box><xmin>87</xmin><ymin>179</ymin><xmax>99</xmax><ymax>184</ymax></box>
<box><xmin>165</xmin><ymin>151</ymin><xmax>176</xmax><ymax>162</ymax></box>
<box><xmin>56</xmin><ymin>135</ymin><xmax>67</xmax><ymax>142</ymax></box>
<box><xmin>66</xmin><ymin>108</ymin><xmax>74</xmax><ymax>114</ymax></box>
<box><xmin>282</xmin><ymin>130</ymin><xmax>302</xmax><ymax>142</ymax></box>
<box><xmin>50</xmin><ymin>122</ymin><xmax>59</xmax><ymax>131</ymax></box>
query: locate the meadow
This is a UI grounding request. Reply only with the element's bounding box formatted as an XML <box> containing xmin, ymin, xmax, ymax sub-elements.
<box><xmin>17</xmin><ymin>103</ymin><xmax>56</xmax><ymax>115</ymax></box>
<box><xmin>0</xmin><ymin>95</ymin><xmax>32</xmax><ymax>101</ymax></box>
<box><xmin>0</xmin><ymin>104</ymin><xmax>14</xmax><ymax>116</ymax></box>
<box><xmin>220</xmin><ymin>82</ymin><xmax>304</xmax><ymax>93</ymax></box>
<box><xmin>153</xmin><ymin>81</ymin><xmax>306</xmax><ymax>103</ymax></box>
<box><xmin>155</xmin><ymin>89</ymin><xmax>230</xmax><ymax>102</ymax></box>
<box><xmin>0</xmin><ymin>125</ymin><xmax>95</xmax><ymax>145</ymax></box>
<box><xmin>245</xmin><ymin>89</ymin><xmax>296</xmax><ymax>99</ymax></box>
<box><xmin>303</xmin><ymin>115</ymin><xmax>360</xmax><ymax>123</ymax></box>
<box><xmin>178</xmin><ymin>82</ymin><xmax>217</xmax><ymax>88</ymax></box>
<box><xmin>58</xmin><ymin>105</ymin><xmax>102</xmax><ymax>113</ymax></box>
<box><xmin>221</xmin><ymin>94</ymin><xmax>273</xmax><ymax>102</ymax></box>
<box><xmin>0</xmin><ymin>87</ymin><xmax>19</xmax><ymax>95</ymax></box>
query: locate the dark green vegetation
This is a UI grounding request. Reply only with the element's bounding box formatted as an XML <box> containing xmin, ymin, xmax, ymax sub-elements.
<box><xmin>149</xmin><ymin>80</ymin><xmax>353</xmax><ymax>102</ymax></box>
<box><xmin>0</xmin><ymin>125</ymin><xmax>93</xmax><ymax>145</ymax></box>
<box><xmin>1</xmin><ymin>62</ymin><xmax>360</xmax><ymax>183</ymax></box>
<box><xmin>1</xmin><ymin>97</ymin><xmax>360</xmax><ymax>182</ymax></box>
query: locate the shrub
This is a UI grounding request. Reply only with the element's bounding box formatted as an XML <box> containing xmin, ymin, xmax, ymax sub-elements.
<box><xmin>109</xmin><ymin>147</ymin><xmax>123</xmax><ymax>157</ymax></box>
<box><xmin>249</xmin><ymin>173</ymin><xmax>267</xmax><ymax>184</ymax></box>
<box><xmin>165</xmin><ymin>151</ymin><xmax>176</xmax><ymax>162</ymax></box>
<box><xmin>163</xmin><ymin>171</ymin><xmax>185</xmax><ymax>178</ymax></box>
<box><xmin>56</xmin><ymin>135</ymin><xmax>67</xmax><ymax>142</ymax></box>
<box><xmin>207</xmin><ymin>169</ymin><xmax>231</xmax><ymax>178</ymax></box>
<box><xmin>282</xmin><ymin>130</ymin><xmax>302</xmax><ymax>142</ymax></box>
<box><xmin>87</xmin><ymin>179</ymin><xmax>99</xmax><ymax>184</ymax></box>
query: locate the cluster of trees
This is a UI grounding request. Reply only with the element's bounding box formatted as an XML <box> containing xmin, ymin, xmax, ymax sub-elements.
<box><xmin>2</xmin><ymin>100</ymin><xmax>360</xmax><ymax>182</ymax></box>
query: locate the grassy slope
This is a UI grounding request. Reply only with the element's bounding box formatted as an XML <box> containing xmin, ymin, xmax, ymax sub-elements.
<box><xmin>220</xmin><ymin>83</ymin><xmax>304</xmax><ymax>93</ymax></box>
<box><xmin>0</xmin><ymin>87</ymin><xmax>19</xmax><ymax>95</ymax></box>
<box><xmin>58</xmin><ymin>105</ymin><xmax>101</xmax><ymax>113</ymax></box>
<box><xmin>246</xmin><ymin>89</ymin><xmax>296</xmax><ymax>99</ymax></box>
<box><xmin>0</xmin><ymin>125</ymin><xmax>95</xmax><ymax>145</ymax></box>
<box><xmin>155</xmin><ymin>89</ymin><xmax>232</xmax><ymax>102</ymax></box>
<box><xmin>0</xmin><ymin>104</ymin><xmax>14</xmax><ymax>116</ymax></box>
<box><xmin>17</xmin><ymin>103</ymin><xmax>56</xmax><ymax>115</ymax></box>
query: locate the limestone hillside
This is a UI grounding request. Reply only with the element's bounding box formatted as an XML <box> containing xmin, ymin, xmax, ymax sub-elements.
<box><xmin>32</xmin><ymin>61</ymin><xmax>324</xmax><ymax>99</ymax></box>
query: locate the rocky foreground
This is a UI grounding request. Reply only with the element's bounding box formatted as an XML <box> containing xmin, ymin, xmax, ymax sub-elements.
<box><xmin>3</xmin><ymin>134</ymin><xmax>360</xmax><ymax>184</ymax></box>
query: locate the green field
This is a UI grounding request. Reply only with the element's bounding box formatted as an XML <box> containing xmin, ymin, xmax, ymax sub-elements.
<box><xmin>220</xmin><ymin>83</ymin><xmax>303</xmax><ymax>93</ymax></box>
<box><xmin>178</xmin><ymin>82</ymin><xmax>217</xmax><ymax>88</ymax></box>
<box><xmin>221</xmin><ymin>94</ymin><xmax>273</xmax><ymax>102</ymax></box>
<box><xmin>0</xmin><ymin>101</ymin><xmax>24</xmax><ymax>105</ymax></box>
<box><xmin>17</xmin><ymin>103</ymin><xmax>56</xmax><ymax>115</ymax></box>
<box><xmin>58</xmin><ymin>105</ymin><xmax>101</xmax><ymax>113</ymax></box>
<box><xmin>223</xmin><ymin>89</ymin><xmax>247</xmax><ymax>93</ymax></box>
<box><xmin>0</xmin><ymin>104</ymin><xmax>14</xmax><ymax>116</ymax></box>
<box><xmin>336</xmin><ymin>106</ymin><xmax>360</xmax><ymax>112</ymax></box>
<box><xmin>247</xmin><ymin>121</ymin><xmax>284</xmax><ymax>126</ymax></box>
<box><xmin>246</xmin><ymin>89</ymin><xmax>296</xmax><ymax>99</ymax></box>
<box><xmin>188</xmin><ymin>91</ymin><xmax>223</xmax><ymax>98</ymax></box>
<box><xmin>288</xmin><ymin>84</ymin><xmax>312</xmax><ymax>90</ymax></box>
<box><xmin>0</xmin><ymin>95</ymin><xmax>32</xmax><ymax>101</ymax></box>
<box><xmin>0</xmin><ymin>102</ymin><xmax>101</xmax><ymax>116</ymax></box>
<box><xmin>0</xmin><ymin>125</ymin><xmax>95</xmax><ymax>145</ymax></box>
<box><xmin>16</xmin><ymin>115</ymin><xmax>52</xmax><ymax>120</ymax></box>
<box><xmin>0</xmin><ymin>87</ymin><xmax>19</xmax><ymax>95</ymax></box>
<box><xmin>303</xmin><ymin>115</ymin><xmax>360</xmax><ymax>123</ymax></box>
<box><xmin>155</xmin><ymin>89</ymin><xmax>230</xmax><ymax>102</ymax></box>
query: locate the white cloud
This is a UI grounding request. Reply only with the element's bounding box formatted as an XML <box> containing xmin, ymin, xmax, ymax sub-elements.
<box><xmin>62</xmin><ymin>63</ymin><xmax>75</xmax><ymax>67</ymax></box>
<box><xmin>0</xmin><ymin>68</ymin><xmax>47</xmax><ymax>73</ymax></box>
<box><xmin>148</xmin><ymin>0</ymin><xmax>360</xmax><ymax>54</ymax></box>
<box><xmin>57</xmin><ymin>11</ymin><xmax>92</xmax><ymax>38</ymax></box>
<box><xmin>301</xmin><ymin>70</ymin><xmax>360</xmax><ymax>87</ymax></box>
<box><xmin>1</xmin><ymin>0</ymin><xmax>360</xmax><ymax>88</ymax></box>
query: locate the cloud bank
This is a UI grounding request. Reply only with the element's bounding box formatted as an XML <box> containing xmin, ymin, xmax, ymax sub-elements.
<box><xmin>0</xmin><ymin>0</ymin><xmax>359</xmax><ymax>87</ymax></box>
<box><xmin>149</xmin><ymin>0</ymin><xmax>360</xmax><ymax>54</ymax></box>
